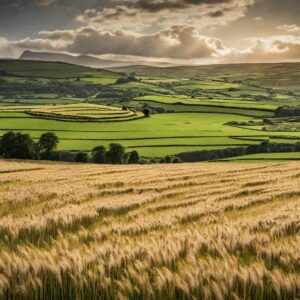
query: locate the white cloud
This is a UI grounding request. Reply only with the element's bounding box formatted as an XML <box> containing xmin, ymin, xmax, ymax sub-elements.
<box><xmin>222</xmin><ymin>35</ymin><xmax>300</xmax><ymax>63</ymax></box>
<box><xmin>56</xmin><ymin>26</ymin><xmax>227</xmax><ymax>60</ymax></box>
<box><xmin>0</xmin><ymin>37</ymin><xmax>20</xmax><ymax>58</ymax></box>
<box><xmin>2</xmin><ymin>26</ymin><xmax>300</xmax><ymax>64</ymax></box>
<box><xmin>277</xmin><ymin>24</ymin><xmax>300</xmax><ymax>35</ymax></box>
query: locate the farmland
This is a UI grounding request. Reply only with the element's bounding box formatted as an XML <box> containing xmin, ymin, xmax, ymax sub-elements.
<box><xmin>0</xmin><ymin>60</ymin><xmax>300</xmax><ymax>160</ymax></box>
<box><xmin>0</xmin><ymin>160</ymin><xmax>299</xmax><ymax>299</ymax></box>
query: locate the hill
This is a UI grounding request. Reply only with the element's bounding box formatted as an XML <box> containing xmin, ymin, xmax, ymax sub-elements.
<box><xmin>0</xmin><ymin>160</ymin><xmax>299</xmax><ymax>299</ymax></box>
<box><xmin>111</xmin><ymin>62</ymin><xmax>300</xmax><ymax>93</ymax></box>
<box><xmin>19</xmin><ymin>50</ymin><xmax>174</xmax><ymax>68</ymax></box>
<box><xmin>0</xmin><ymin>60</ymin><xmax>300</xmax><ymax>160</ymax></box>
<box><xmin>0</xmin><ymin>59</ymin><xmax>120</xmax><ymax>78</ymax></box>
<box><xmin>19</xmin><ymin>50</ymin><xmax>131</xmax><ymax>68</ymax></box>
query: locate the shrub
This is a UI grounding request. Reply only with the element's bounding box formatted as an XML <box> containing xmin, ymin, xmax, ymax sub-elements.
<box><xmin>165</xmin><ymin>155</ymin><xmax>172</xmax><ymax>163</ymax></box>
<box><xmin>92</xmin><ymin>146</ymin><xmax>107</xmax><ymax>164</ymax></box>
<box><xmin>143</xmin><ymin>108</ymin><xmax>151</xmax><ymax>117</ymax></box>
<box><xmin>128</xmin><ymin>151</ymin><xmax>140</xmax><ymax>164</ymax></box>
<box><xmin>106</xmin><ymin>144</ymin><xmax>125</xmax><ymax>164</ymax></box>
<box><xmin>75</xmin><ymin>152</ymin><xmax>89</xmax><ymax>163</ymax></box>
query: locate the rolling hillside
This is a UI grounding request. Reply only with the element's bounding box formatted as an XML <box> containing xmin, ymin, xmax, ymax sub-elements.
<box><xmin>0</xmin><ymin>60</ymin><xmax>300</xmax><ymax>160</ymax></box>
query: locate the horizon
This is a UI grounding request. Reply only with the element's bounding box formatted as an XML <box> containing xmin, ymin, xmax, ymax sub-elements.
<box><xmin>4</xmin><ymin>49</ymin><xmax>300</xmax><ymax>69</ymax></box>
<box><xmin>0</xmin><ymin>0</ymin><xmax>299</xmax><ymax>65</ymax></box>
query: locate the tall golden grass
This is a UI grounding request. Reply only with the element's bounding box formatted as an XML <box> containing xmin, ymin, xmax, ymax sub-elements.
<box><xmin>0</xmin><ymin>161</ymin><xmax>299</xmax><ymax>299</ymax></box>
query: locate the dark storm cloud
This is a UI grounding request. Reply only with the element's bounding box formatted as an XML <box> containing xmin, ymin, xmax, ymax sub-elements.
<box><xmin>77</xmin><ymin>0</ymin><xmax>254</xmax><ymax>28</ymax></box>
<box><xmin>118</xmin><ymin>0</ymin><xmax>233</xmax><ymax>12</ymax></box>
<box><xmin>0</xmin><ymin>0</ymin><xmax>111</xmax><ymax>39</ymax></box>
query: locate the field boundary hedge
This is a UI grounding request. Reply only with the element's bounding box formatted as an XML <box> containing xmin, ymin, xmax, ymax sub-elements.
<box><xmin>24</xmin><ymin>112</ymin><xmax>144</xmax><ymax>123</ymax></box>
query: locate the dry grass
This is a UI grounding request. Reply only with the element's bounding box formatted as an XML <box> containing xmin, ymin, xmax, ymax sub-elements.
<box><xmin>0</xmin><ymin>161</ymin><xmax>299</xmax><ymax>299</ymax></box>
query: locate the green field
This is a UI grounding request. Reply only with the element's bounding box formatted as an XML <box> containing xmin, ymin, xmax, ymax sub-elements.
<box><xmin>0</xmin><ymin>103</ymin><xmax>142</xmax><ymax>121</ymax></box>
<box><xmin>0</xmin><ymin>60</ymin><xmax>300</xmax><ymax>159</ymax></box>
<box><xmin>219</xmin><ymin>152</ymin><xmax>300</xmax><ymax>162</ymax></box>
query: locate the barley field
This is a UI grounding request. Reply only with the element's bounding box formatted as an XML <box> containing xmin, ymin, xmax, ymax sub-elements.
<box><xmin>0</xmin><ymin>161</ymin><xmax>299</xmax><ymax>299</ymax></box>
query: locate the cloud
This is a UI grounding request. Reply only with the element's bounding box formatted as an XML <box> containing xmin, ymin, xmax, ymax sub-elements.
<box><xmin>76</xmin><ymin>0</ymin><xmax>255</xmax><ymax>32</ymax></box>
<box><xmin>115</xmin><ymin>0</ymin><xmax>252</xmax><ymax>12</ymax></box>
<box><xmin>65</xmin><ymin>26</ymin><xmax>225</xmax><ymax>59</ymax></box>
<box><xmin>223</xmin><ymin>35</ymin><xmax>300</xmax><ymax>63</ymax></box>
<box><xmin>34</xmin><ymin>0</ymin><xmax>55</xmax><ymax>6</ymax></box>
<box><xmin>2</xmin><ymin>24</ymin><xmax>300</xmax><ymax>64</ymax></box>
<box><xmin>277</xmin><ymin>24</ymin><xmax>300</xmax><ymax>35</ymax></box>
<box><xmin>0</xmin><ymin>37</ymin><xmax>20</xmax><ymax>58</ymax></box>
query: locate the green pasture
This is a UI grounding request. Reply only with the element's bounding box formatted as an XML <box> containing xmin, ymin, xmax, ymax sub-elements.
<box><xmin>173</xmin><ymin>80</ymin><xmax>241</xmax><ymax>90</ymax></box>
<box><xmin>220</xmin><ymin>152</ymin><xmax>300</xmax><ymax>162</ymax></box>
<box><xmin>135</xmin><ymin>95</ymin><xmax>277</xmax><ymax>112</ymax></box>
<box><xmin>79</xmin><ymin>77</ymin><xmax>119</xmax><ymax>85</ymax></box>
<box><xmin>0</xmin><ymin>112</ymin><xmax>299</xmax><ymax>157</ymax></box>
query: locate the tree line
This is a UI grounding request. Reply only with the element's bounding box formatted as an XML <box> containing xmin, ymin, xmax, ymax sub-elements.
<box><xmin>1</xmin><ymin>131</ymin><xmax>299</xmax><ymax>164</ymax></box>
<box><xmin>275</xmin><ymin>106</ymin><xmax>300</xmax><ymax>117</ymax></box>
<box><xmin>0</xmin><ymin>131</ymin><xmax>140</xmax><ymax>164</ymax></box>
<box><xmin>178</xmin><ymin>141</ymin><xmax>300</xmax><ymax>162</ymax></box>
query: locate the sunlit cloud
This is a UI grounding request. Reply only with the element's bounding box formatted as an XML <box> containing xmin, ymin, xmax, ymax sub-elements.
<box><xmin>277</xmin><ymin>24</ymin><xmax>300</xmax><ymax>35</ymax></box>
<box><xmin>76</xmin><ymin>0</ymin><xmax>255</xmax><ymax>32</ymax></box>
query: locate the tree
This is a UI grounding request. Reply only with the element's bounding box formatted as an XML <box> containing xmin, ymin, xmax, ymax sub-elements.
<box><xmin>75</xmin><ymin>152</ymin><xmax>89</xmax><ymax>163</ymax></box>
<box><xmin>0</xmin><ymin>131</ymin><xmax>38</xmax><ymax>159</ymax></box>
<box><xmin>172</xmin><ymin>157</ymin><xmax>180</xmax><ymax>163</ymax></box>
<box><xmin>106</xmin><ymin>143</ymin><xmax>125</xmax><ymax>164</ymax></box>
<box><xmin>143</xmin><ymin>108</ymin><xmax>151</xmax><ymax>117</ymax></box>
<box><xmin>128</xmin><ymin>151</ymin><xmax>140</xmax><ymax>164</ymax></box>
<box><xmin>92</xmin><ymin>146</ymin><xmax>106</xmax><ymax>164</ymax></box>
<box><xmin>39</xmin><ymin>132</ymin><xmax>59</xmax><ymax>157</ymax></box>
<box><xmin>165</xmin><ymin>155</ymin><xmax>172</xmax><ymax>163</ymax></box>
<box><xmin>0</xmin><ymin>131</ymin><xmax>16</xmax><ymax>158</ymax></box>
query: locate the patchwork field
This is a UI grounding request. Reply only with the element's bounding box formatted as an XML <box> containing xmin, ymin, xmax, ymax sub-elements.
<box><xmin>1</xmin><ymin>111</ymin><xmax>300</xmax><ymax>157</ymax></box>
<box><xmin>0</xmin><ymin>161</ymin><xmax>299</xmax><ymax>299</ymax></box>
<box><xmin>0</xmin><ymin>103</ymin><xmax>141</xmax><ymax>122</ymax></box>
<box><xmin>1</xmin><ymin>60</ymin><xmax>300</xmax><ymax>160</ymax></box>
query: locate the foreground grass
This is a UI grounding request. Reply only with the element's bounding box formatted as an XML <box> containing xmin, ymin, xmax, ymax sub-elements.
<box><xmin>0</xmin><ymin>160</ymin><xmax>299</xmax><ymax>299</ymax></box>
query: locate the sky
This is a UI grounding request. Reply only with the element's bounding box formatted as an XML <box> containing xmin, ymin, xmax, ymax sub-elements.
<box><xmin>0</xmin><ymin>0</ymin><xmax>299</xmax><ymax>64</ymax></box>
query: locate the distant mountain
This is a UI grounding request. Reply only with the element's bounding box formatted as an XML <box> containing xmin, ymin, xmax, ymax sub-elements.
<box><xmin>19</xmin><ymin>50</ymin><xmax>133</xmax><ymax>68</ymax></box>
<box><xmin>19</xmin><ymin>50</ymin><xmax>174</xmax><ymax>68</ymax></box>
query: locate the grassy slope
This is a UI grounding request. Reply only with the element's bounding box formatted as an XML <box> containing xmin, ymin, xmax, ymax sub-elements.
<box><xmin>0</xmin><ymin>60</ymin><xmax>299</xmax><ymax>158</ymax></box>
<box><xmin>0</xmin><ymin>60</ymin><xmax>120</xmax><ymax>79</ymax></box>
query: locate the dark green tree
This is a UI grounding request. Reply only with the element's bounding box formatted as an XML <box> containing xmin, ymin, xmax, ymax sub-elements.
<box><xmin>0</xmin><ymin>131</ymin><xmax>16</xmax><ymax>158</ymax></box>
<box><xmin>75</xmin><ymin>152</ymin><xmax>89</xmax><ymax>163</ymax></box>
<box><xmin>165</xmin><ymin>155</ymin><xmax>172</xmax><ymax>163</ymax></box>
<box><xmin>92</xmin><ymin>146</ymin><xmax>107</xmax><ymax>164</ymax></box>
<box><xmin>39</xmin><ymin>132</ymin><xmax>59</xmax><ymax>157</ymax></box>
<box><xmin>143</xmin><ymin>108</ymin><xmax>151</xmax><ymax>117</ymax></box>
<box><xmin>0</xmin><ymin>131</ymin><xmax>38</xmax><ymax>159</ymax></box>
<box><xmin>106</xmin><ymin>143</ymin><xmax>125</xmax><ymax>164</ymax></box>
<box><xmin>128</xmin><ymin>151</ymin><xmax>140</xmax><ymax>164</ymax></box>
